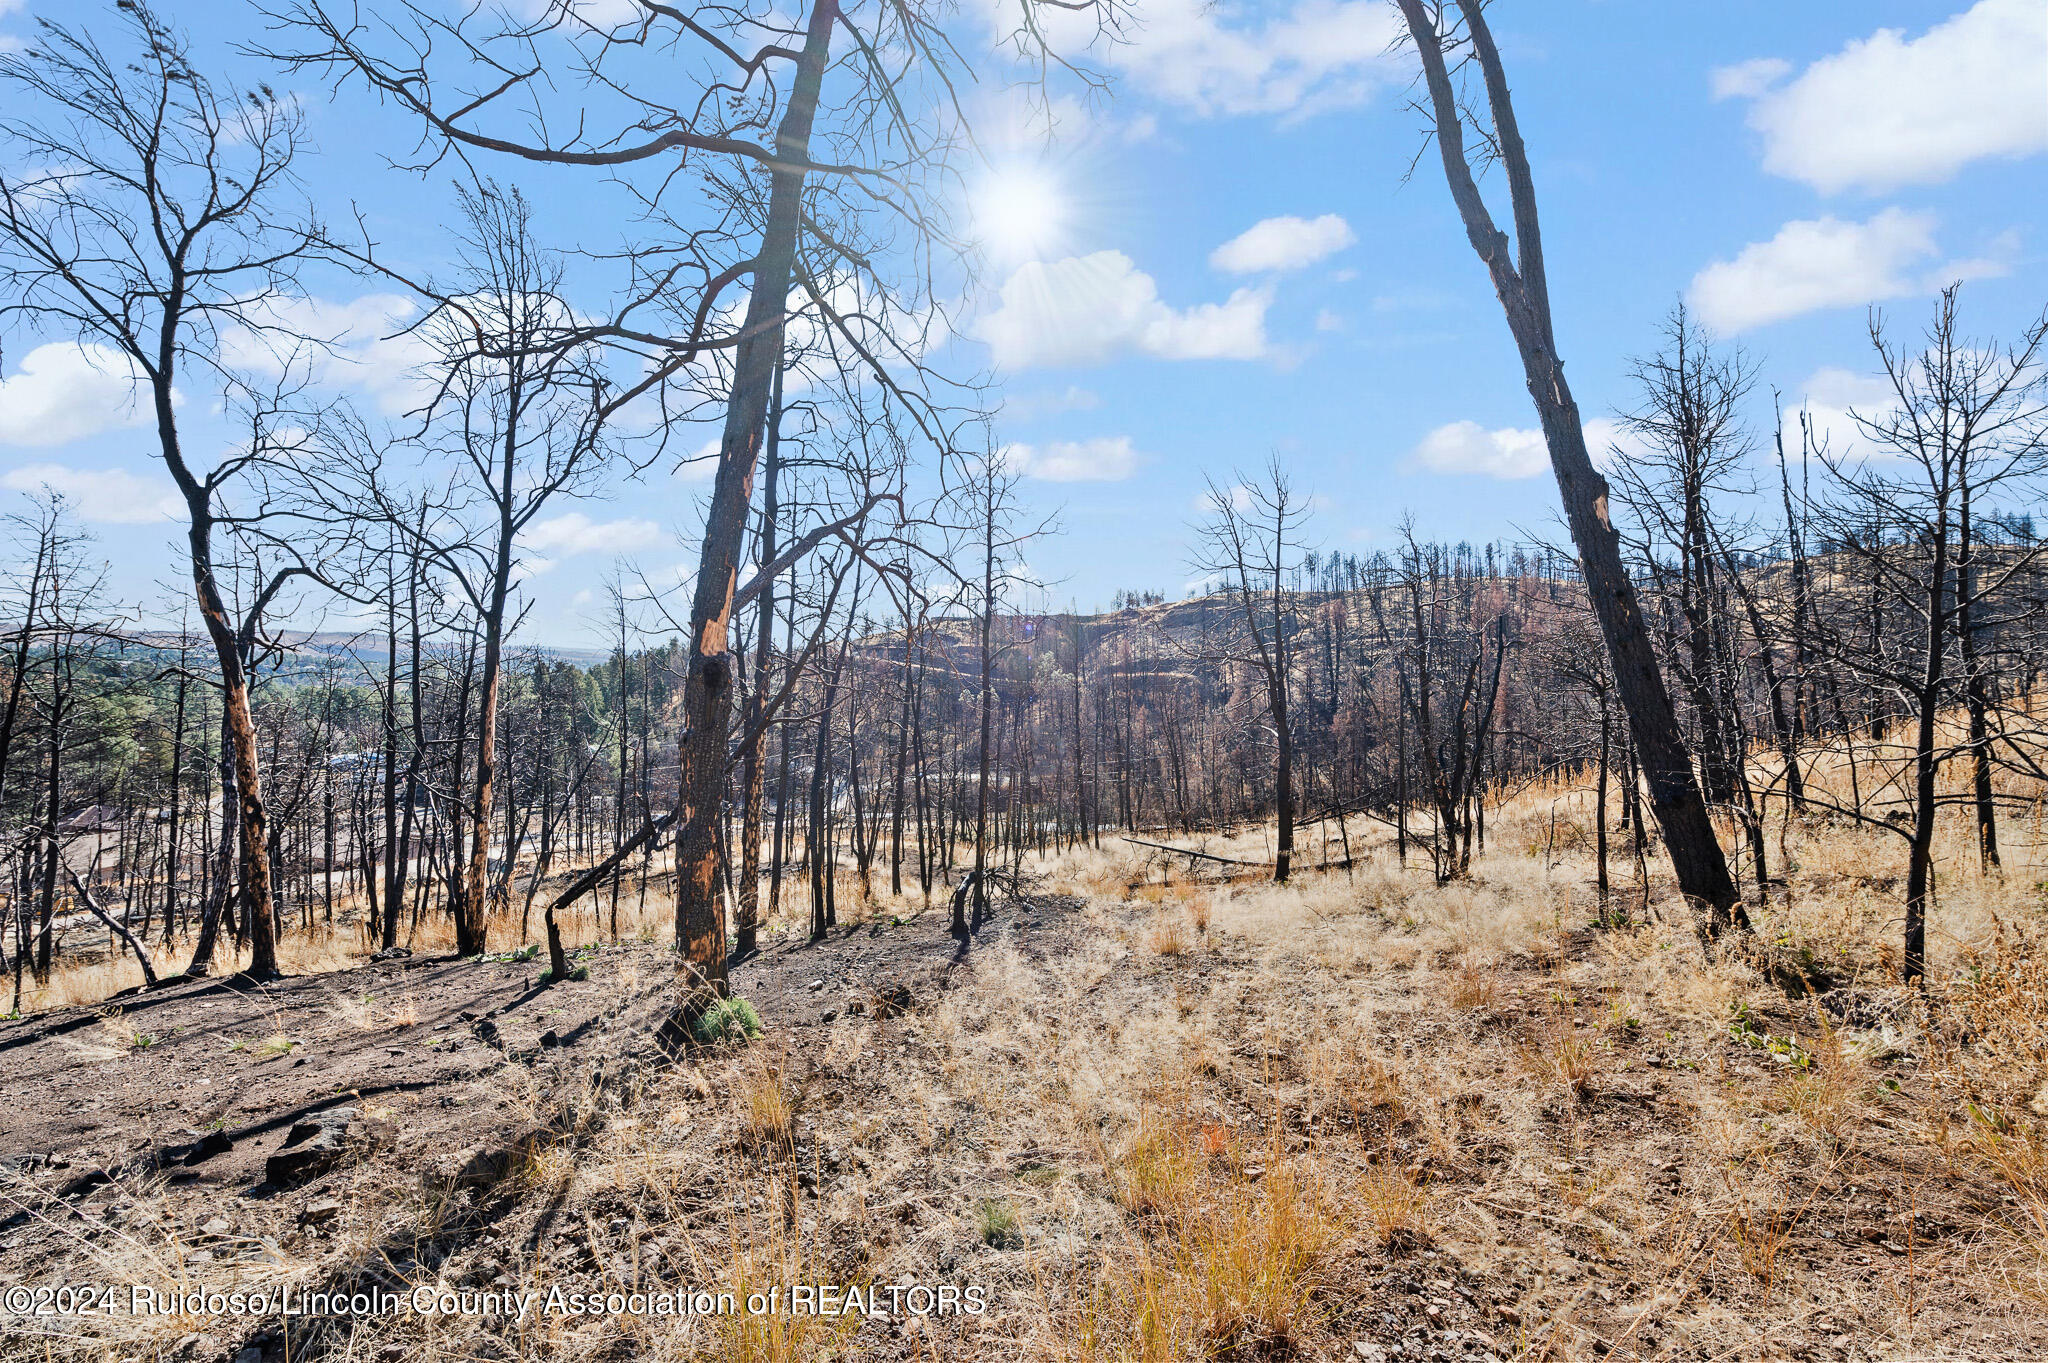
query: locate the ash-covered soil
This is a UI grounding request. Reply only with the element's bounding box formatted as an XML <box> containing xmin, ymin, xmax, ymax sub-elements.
<box><xmin>0</xmin><ymin>891</ymin><xmax>1078</xmax><ymax>1362</ymax></box>
<box><xmin>4</xmin><ymin>868</ymin><xmax>2044</xmax><ymax>1363</ymax></box>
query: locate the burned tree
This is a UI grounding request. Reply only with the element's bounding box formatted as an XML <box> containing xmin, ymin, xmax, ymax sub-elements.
<box><xmin>1189</xmin><ymin>462</ymin><xmax>1308</xmax><ymax>882</ymax></box>
<box><xmin>1802</xmin><ymin>288</ymin><xmax>2048</xmax><ymax>983</ymax></box>
<box><xmin>0</xmin><ymin>4</ymin><xmax>333</xmax><ymax>978</ymax></box>
<box><xmin>269</xmin><ymin>0</ymin><xmax>1103</xmax><ymax>997</ymax></box>
<box><xmin>1392</xmin><ymin>0</ymin><xmax>1743</xmax><ymax>942</ymax></box>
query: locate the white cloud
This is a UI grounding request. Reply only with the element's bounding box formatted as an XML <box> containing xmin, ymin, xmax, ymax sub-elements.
<box><xmin>1709</xmin><ymin>57</ymin><xmax>1791</xmax><ymax>101</ymax></box>
<box><xmin>517</xmin><ymin>0</ymin><xmax>644</xmax><ymax>27</ymax></box>
<box><xmin>1004</xmin><ymin>385</ymin><xmax>1102</xmax><ymax>420</ymax></box>
<box><xmin>1716</xmin><ymin>0</ymin><xmax>2048</xmax><ymax>193</ymax></box>
<box><xmin>218</xmin><ymin>292</ymin><xmax>437</xmax><ymax>416</ymax></box>
<box><xmin>974</xmin><ymin>251</ymin><xmax>1270</xmax><ymax>370</ymax></box>
<box><xmin>997</xmin><ymin>436</ymin><xmax>1143</xmax><ymax>482</ymax></box>
<box><xmin>1412</xmin><ymin>421</ymin><xmax>1550</xmax><ymax>479</ymax></box>
<box><xmin>1097</xmin><ymin>0</ymin><xmax>1405</xmax><ymax>118</ymax></box>
<box><xmin>670</xmin><ymin>436</ymin><xmax>723</xmax><ymax>483</ymax></box>
<box><xmin>1793</xmin><ymin>365</ymin><xmax>1901</xmax><ymax>463</ymax></box>
<box><xmin>1583</xmin><ymin>417</ymin><xmax>1653</xmax><ymax>475</ymax></box>
<box><xmin>1686</xmin><ymin>209</ymin><xmax>2012</xmax><ymax>333</ymax></box>
<box><xmin>520</xmin><ymin>511</ymin><xmax>663</xmax><ymax>556</ymax></box>
<box><xmin>0</xmin><ymin>342</ymin><xmax>160</xmax><ymax>447</ymax></box>
<box><xmin>1412</xmin><ymin>419</ymin><xmax>1646</xmax><ymax>480</ymax></box>
<box><xmin>1210</xmin><ymin>213</ymin><xmax>1355</xmax><ymax>274</ymax></box>
<box><xmin>1193</xmin><ymin>483</ymin><xmax>1256</xmax><ymax>514</ymax></box>
<box><xmin>0</xmin><ymin>462</ymin><xmax>181</xmax><ymax>523</ymax></box>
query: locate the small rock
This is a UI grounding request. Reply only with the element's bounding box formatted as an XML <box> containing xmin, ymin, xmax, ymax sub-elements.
<box><xmin>265</xmin><ymin>1108</ymin><xmax>357</xmax><ymax>1188</ymax></box>
<box><xmin>300</xmin><ymin>1197</ymin><xmax>344</xmax><ymax>1225</ymax></box>
<box><xmin>539</xmin><ymin>1030</ymin><xmax>560</xmax><ymax>1048</ymax></box>
<box><xmin>234</xmin><ymin>1347</ymin><xmax>263</xmax><ymax>1363</ymax></box>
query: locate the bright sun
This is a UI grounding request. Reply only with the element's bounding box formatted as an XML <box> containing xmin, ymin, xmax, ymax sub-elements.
<box><xmin>972</xmin><ymin>164</ymin><xmax>1070</xmax><ymax>265</ymax></box>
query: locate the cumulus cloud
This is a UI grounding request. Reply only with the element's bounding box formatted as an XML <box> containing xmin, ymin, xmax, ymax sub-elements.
<box><xmin>1109</xmin><ymin>0</ymin><xmax>1404</xmax><ymax>118</ymax></box>
<box><xmin>1210</xmin><ymin>213</ymin><xmax>1355</xmax><ymax>274</ymax></box>
<box><xmin>1411</xmin><ymin>419</ymin><xmax>1644</xmax><ymax>480</ymax></box>
<box><xmin>0</xmin><ymin>462</ymin><xmax>181</xmax><ymax>523</ymax></box>
<box><xmin>1411</xmin><ymin>421</ymin><xmax>1549</xmax><ymax>479</ymax></box>
<box><xmin>974</xmin><ymin>251</ymin><xmax>1270</xmax><ymax>370</ymax></box>
<box><xmin>1687</xmin><ymin>209</ymin><xmax>2011</xmax><ymax>333</ymax></box>
<box><xmin>1714</xmin><ymin>0</ymin><xmax>2048</xmax><ymax>193</ymax></box>
<box><xmin>1791</xmin><ymin>365</ymin><xmax>1904</xmax><ymax>463</ymax></box>
<box><xmin>218</xmin><ymin>292</ymin><xmax>438</xmax><ymax>416</ymax></box>
<box><xmin>997</xmin><ymin>436</ymin><xmax>1143</xmax><ymax>482</ymax></box>
<box><xmin>0</xmin><ymin>342</ymin><xmax>162</xmax><ymax>447</ymax></box>
<box><xmin>520</xmin><ymin>511</ymin><xmax>663</xmax><ymax>556</ymax></box>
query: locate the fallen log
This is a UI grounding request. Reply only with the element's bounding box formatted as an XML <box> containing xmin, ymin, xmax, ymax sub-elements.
<box><xmin>538</xmin><ymin>808</ymin><xmax>678</xmax><ymax>982</ymax></box>
<box><xmin>59</xmin><ymin>861</ymin><xmax>158</xmax><ymax>986</ymax></box>
<box><xmin>1119</xmin><ymin>836</ymin><xmax>1264</xmax><ymax>868</ymax></box>
<box><xmin>1120</xmin><ymin>836</ymin><xmax>1365</xmax><ymax>880</ymax></box>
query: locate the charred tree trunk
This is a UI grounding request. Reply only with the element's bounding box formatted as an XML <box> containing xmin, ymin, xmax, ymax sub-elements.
<box><xmin>1395</xmin><ymin>0</ymin><xmax>1743</xmax><ymax>941</ymax></box>
<box><xmin>672</xmin><ymin>0</ymin><xmax>837</xmax><ymax>995</ymax></box>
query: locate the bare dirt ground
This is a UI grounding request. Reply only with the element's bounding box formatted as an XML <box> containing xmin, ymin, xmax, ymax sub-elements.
<box><xmin>4</xmin><ymin>839</ymin><xmax>2046</xmax><ymax>1363</ymax></box>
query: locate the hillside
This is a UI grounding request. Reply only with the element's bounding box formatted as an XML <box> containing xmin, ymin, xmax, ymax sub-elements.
<box><xmin>5</xmin><ymin>819</ymin><xmax>2043</xmax><ymax>1362</ymax></box>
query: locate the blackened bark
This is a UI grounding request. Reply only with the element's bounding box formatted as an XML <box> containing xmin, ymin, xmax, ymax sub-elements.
<box><xmin>1395</xmin><ymin>0</ymin><xmax>1743</xmax><ymax>940</ymax></box>
<box><xmin>673</xmin><ymin>0</ymin><xmax>837</xmax><ymax>994</ymax></box>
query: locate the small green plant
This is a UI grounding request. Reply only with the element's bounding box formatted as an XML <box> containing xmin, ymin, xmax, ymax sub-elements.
<box><xmin>691</xmin><ymin>996</ymin><xmax>763</xmax><ymax>1046</ymax></box>
<box><xmin>1727</xmin><ymin>1001</ymin><xmax>1811</xmax><ymax>1069</ymax></box>
<box><xmin>130</xmin><ymin>1030</ymin><xmax>159</xmax><ymax>1050</ymax></box>
<box><xmin>231</xmin><ymin>1034</ymin><xmax>298</xmax><ymax>1059</ymax></box>
<box><xmin>536</xmin><ymin>964</ymin><xmax>590</xmax><ymax>986</ymax></box>
<box><xmin>976</xmin><ymin>1198</ymin><xmax>1023</xmax><ymax>1249</ymax></box>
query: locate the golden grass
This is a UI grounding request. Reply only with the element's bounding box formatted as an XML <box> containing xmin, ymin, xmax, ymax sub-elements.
<box><xmin>15</xmin><ymin>725</ymin><xmax>2048</xmax><ymax>1360</ymax></box>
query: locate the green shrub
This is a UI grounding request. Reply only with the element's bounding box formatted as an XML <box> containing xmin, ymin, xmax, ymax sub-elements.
<box><xmin>691</xmin><ymin>996</ymin><xmax>763</xmax><ymax>1046</ymax></box>
<box><xmin>976</xmin><ymin>1198</ymin><xmax>1023</xmax><ymax>1249</ymax></box>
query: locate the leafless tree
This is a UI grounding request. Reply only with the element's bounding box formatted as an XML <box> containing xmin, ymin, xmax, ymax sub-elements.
<box><xmin>1801</xmin><ymin>287</ymin><xmax>2048</xmax><ymax>983</ymax></box>
<box><xmin>264</xmin><ymin>0</ymin><xmax>1111</xmax><ymax>1000</ymax></box>
<box><xmin>1188</xmin><ymin>460</ymin><xmax>1308</xmax><ymax>882</ymax></box>
<box><xmin>331</xmin><ymin>182</ymin><xmax>613</xmax><ymax>955</ymax></box>
<box><xmin>0</xmin><ymin>4</ymin><xmax>341</xmax><ymax>977</ymax></box>
<box><xmin>1392</xmin><ymin>0</ymin><xmax>1743</xmax><ymax>944</ymax></box>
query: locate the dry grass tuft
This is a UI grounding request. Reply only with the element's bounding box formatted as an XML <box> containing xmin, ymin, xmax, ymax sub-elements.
<box><xmin>1144</xmin><ymin>916</ymin><xmax>1191</xmax><ymax>956</ymax></box>
<box><xmin>735</xmin><ymin>1056</ymin><xmax>796</xmax><ymax>1150</ymax></box>
<box><xmin>1521</xmin><ymin>1001</ymin><xmax>1601</xmax><ymax>1100</ymax></box>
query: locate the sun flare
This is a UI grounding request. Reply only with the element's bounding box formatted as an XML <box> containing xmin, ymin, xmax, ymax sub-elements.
<box><xmin>971</xmin><ymin>163</ymin><xmax>1070</xmax><ymax>265</ymax></box>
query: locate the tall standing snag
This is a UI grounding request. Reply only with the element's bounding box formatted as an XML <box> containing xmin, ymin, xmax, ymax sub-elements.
<box><xmin>1189</xmin><ymin>463</ymin><xmax>1306</xmax><ymax>882</ymax></box>
<box><xmin>1392</xmin><ymin>0</ymin><xmax>1742</xmax><ymax>938</ymax></box>
<box><xmin>0</xmin><ymin>4</ymin><xmax>329</xmax><ymax>978</ymax></box>
<box><xmin>271</xmin><ymin>0</ymin><xmax>1102</xmax><ymax>997</ymax></box>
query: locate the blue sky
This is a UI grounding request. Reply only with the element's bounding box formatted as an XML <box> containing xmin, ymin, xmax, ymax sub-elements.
<box><xmin>2</xmin><ymin>0</ymin><xmax>2045</xmax><ymax>644</ymax></box>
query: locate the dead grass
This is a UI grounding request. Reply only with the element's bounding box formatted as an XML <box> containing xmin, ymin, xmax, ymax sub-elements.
<box><xmin>735</xmin><ymin>1055</ymin><xmax>797</xmax><ymax>1151</ymax></box>
<box><xmin>14</xmin><ymin>755</ymin><xmax>2048</xmax><ymax>1362</ymax></box>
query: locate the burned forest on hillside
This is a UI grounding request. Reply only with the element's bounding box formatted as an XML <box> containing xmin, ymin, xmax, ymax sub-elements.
<box><xmin>4</xmin><ymin>3</ymin><xmax>2048</xmax><ymax>1362</ymax></box>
